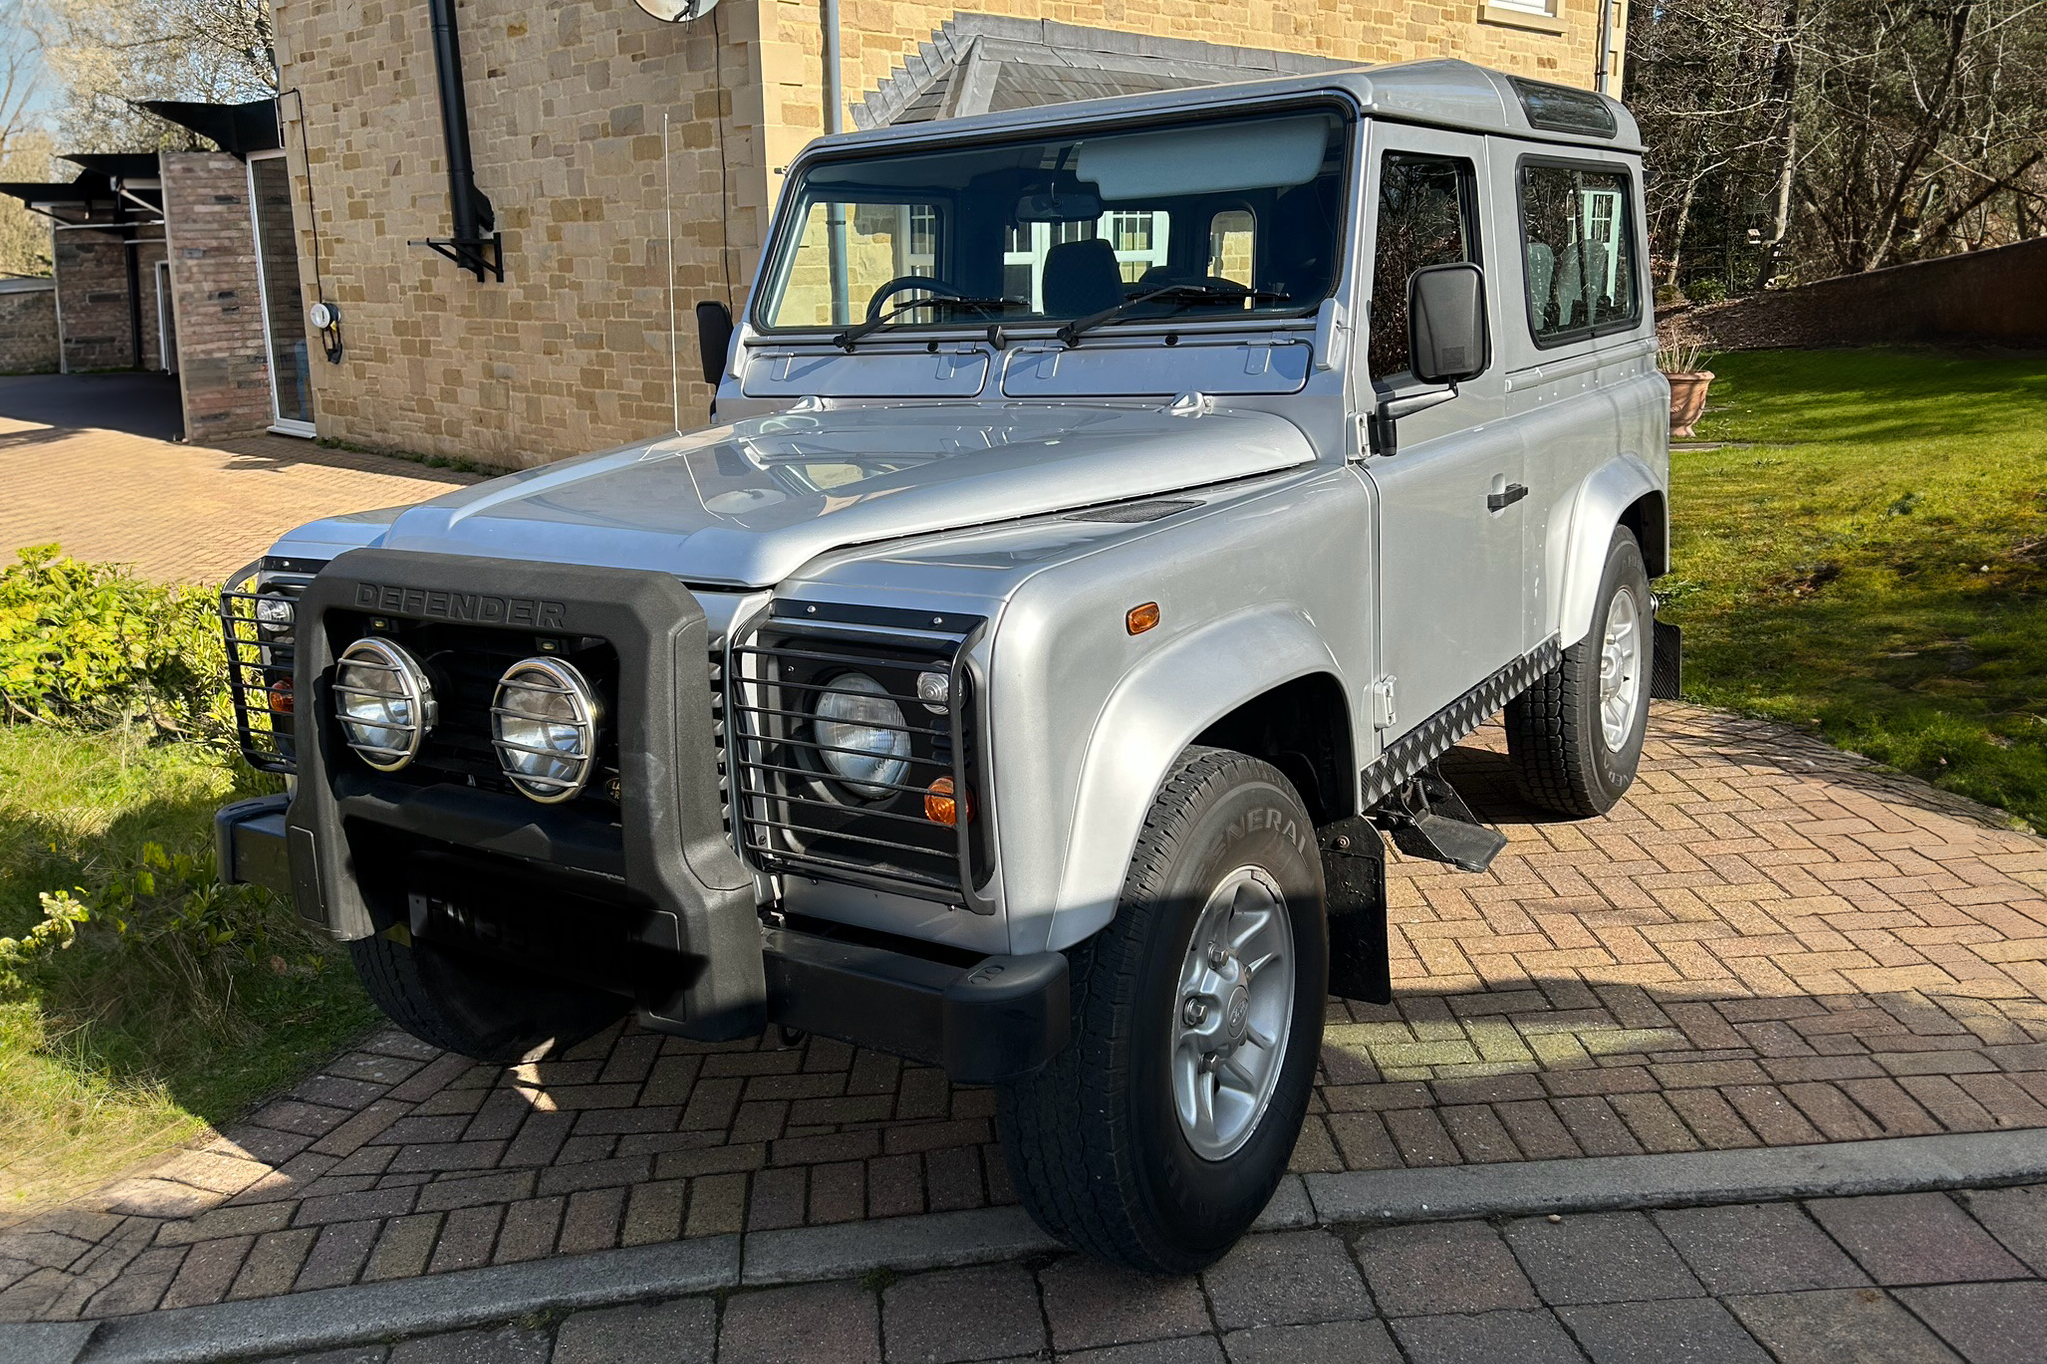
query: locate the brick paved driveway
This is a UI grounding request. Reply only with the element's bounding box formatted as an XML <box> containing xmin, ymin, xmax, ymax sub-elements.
<box><xmin>239</xmin><ymin>1185</ymin><xmax>2047</xmax><ymax>1364</ymax></box>
<box><xmin>0</xmin><ymin>382</ymin><xmax>474</xmax><ymax>584</ymax></box>
<box><xmin>4</xmin><ymin>704</ymin><xmax>2044</xmax><ymax>1324</ymax></box>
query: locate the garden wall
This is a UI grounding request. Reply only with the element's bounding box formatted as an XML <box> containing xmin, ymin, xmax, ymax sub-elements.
<box><xmin>1679</xmin><ymin>237</ymin><xmax>2047</xmax><ymax>350</ymax></box>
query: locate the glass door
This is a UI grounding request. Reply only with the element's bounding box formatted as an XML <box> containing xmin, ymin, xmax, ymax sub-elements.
<box><xmin>247</xmin><ymin>152</ymin><xmax>314</xmax><ymax>434</ymax></box>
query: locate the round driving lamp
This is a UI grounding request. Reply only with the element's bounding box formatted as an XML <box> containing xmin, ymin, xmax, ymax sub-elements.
<box><xmin>492</xmin><ymin>658</ymin><xmax>602</xmax><ymax>803</ymax></box>
<box><xmin>813</xmin><ymin>673</ymin><xmax>912</xmax><ymax>799</ymax></box>
<box><xmin>333</xmin><ymin>638</ymin><xmax>436</xmax><ymax>771</ymax></box>
<box><xmin>254</xmin><ymin>592</ymin><xmax>295</xmax><ymax>645</ymax></box>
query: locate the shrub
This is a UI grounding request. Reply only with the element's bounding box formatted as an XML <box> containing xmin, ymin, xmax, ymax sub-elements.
<box><xmin>1685</xmin><ymin>277</ymin><xmax>1729</xmax><ymax>305</ymax></box>
<box><xmin>0</xmin><ymin>545</ymin><xmax>232</xmax><ymax>741</ymax></box>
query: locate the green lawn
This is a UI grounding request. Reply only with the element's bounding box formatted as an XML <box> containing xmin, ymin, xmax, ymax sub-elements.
<box><xmin>0</xmin><ymin>727</ymin><xmax>377</xmax><ymax>1218</ymax></box>
<box><xmin>1667</xmin><ymin>347</ymin><xmax>2047</xmax><ymax>833</ymax></box>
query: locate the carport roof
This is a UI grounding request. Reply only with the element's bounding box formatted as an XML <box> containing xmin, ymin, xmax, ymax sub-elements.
<box><xmin>852</xmin><ymin>15</ymin><xmax>1350</xmax><ymax>129</ymax></box>
<box><xmin>135</xmin><ymin>98</ymin><xmax>282</xmax><ymax>157</ymax></box>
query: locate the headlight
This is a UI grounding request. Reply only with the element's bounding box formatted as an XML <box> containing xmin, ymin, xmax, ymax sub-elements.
<box><xmin>334</xmin><ymin>638</ymin><xmax>436</xmax><ymax>771</ymax></box>
<box><xmin>254</xmin><ymin>592</ymin><xmax>295</xmax><ymax>645</ymax></box>
<box><xmin>492</xmin><ymin>657</ymin><xmax>601</xmax><ymax>803</ymax></box>
<box><xmin>814</xmin><ymin>672</ymin><xmax>912</xmax><ymax>799</ymax></box>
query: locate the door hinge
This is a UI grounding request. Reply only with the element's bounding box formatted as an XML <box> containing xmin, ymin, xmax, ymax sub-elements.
<box><xmin>1370</xmin><ymin>676</ymin><xmax>1399</xmax><ymax>730</ymax></box>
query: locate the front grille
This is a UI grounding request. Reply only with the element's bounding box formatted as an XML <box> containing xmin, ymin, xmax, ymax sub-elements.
<box><xmin>727</xmin><ymin>615</ymin><xmax>983</xmax><ymax>903</ymax></box>
<box><xmin>220</xmin><ymin>560</ymin><xmax>316</xmax><ymax>774</ymax></box>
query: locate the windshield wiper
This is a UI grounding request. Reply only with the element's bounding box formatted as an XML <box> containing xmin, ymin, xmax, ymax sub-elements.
<box><xmin>1055</xmin><ymin>283</ymin><xmax>1291</xmax><ymax>348</ymax></box>
<box><xmin>834</xmin><ymin>296</ymin><xmax>1021</xmax><ymax>350</ymax></box>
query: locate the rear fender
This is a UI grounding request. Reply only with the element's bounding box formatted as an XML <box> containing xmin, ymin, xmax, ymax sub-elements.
<box><xmin>1555</xmin><ymin>454</ymin><xmax>1665</xmax><ymax>648</ymax></box>
<box><xmin>1042</xmin><ymin>606</ymin><xmax>1344</xmax><ymax>953</ymax></box>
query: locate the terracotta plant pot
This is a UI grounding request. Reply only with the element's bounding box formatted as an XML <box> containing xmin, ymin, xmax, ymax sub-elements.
<box><xmin>1666</xmin><ymin>370</ymin><xmax>1715</xmax><ymax>438</ymax></box>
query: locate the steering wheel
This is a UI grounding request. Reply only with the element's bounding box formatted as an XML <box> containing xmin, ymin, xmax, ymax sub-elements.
<box><xmin>865</xmin><ymin>276</ymin><xmax>972</xmax><ymax>321</ymax></box>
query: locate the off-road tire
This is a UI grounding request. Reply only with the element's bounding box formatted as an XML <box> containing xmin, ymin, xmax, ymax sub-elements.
<box><xmin>1505</xmin><ymin>526</ymin><xmax>1653</xmax><ymax>817</ymax></box>
<box><xmin>996</xmin><ymin>747</ymin><xmax>1327</xmax><ymax>1274</ymax></box>
<box><xmin>349</xmin><ymin>931</ymin><xmax>627</xmax><ymax>1064</ymax></box>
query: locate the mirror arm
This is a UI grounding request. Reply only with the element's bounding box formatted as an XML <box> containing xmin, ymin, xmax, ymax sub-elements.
<box><xmin>1366</xmin><ymin>383</ymin><xmax>1458</xmax><ymax>458</ymax></box>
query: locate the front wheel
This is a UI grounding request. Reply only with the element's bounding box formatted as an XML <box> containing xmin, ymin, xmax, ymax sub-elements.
<box><xmin>1505</xmin><ymin>526</ymin><xmax>1654</xmax><ymax>816</ymax></box>
<box><xmin>997</xmin><ymin>747</ymin><xmax>1327</xmax><ymax>1274</ymax></box>
<box><xmin>349</xmin><ymin>931</ymin><xmax>628</xmax><ymax>1064</ymax></box>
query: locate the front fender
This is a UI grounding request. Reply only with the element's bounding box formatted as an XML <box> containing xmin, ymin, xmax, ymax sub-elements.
<box><xmin>1554</xmin><ymin>453</ymin><xmax>1664</xmax><ymax>648</ymax></box>
<box><xmin>1042</xmin><ymin>606</ymin><xmax>1344</xmax><ymax>952</ymax></box>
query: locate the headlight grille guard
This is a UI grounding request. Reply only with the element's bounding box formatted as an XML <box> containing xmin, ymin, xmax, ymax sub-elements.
<box><xmin>726</xmin><ymin>604</ymin><xmax>991</xmax><ymax>909</ymax></box>
<box><xmin>219</xmin><ymin>557</ymin><xmax>326</xmax><ymax>775</ymax></box>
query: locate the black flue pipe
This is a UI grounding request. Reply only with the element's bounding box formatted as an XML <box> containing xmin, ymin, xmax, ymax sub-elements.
<box><xmin>427</xmin><ymin>0</ymin><xmax>493</xmax><ymax>253</ymax></box>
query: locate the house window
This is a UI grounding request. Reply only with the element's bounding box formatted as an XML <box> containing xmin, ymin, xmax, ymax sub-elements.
<box><xmin>1000</xmin><ymin>212</ymin><xmax>1172</xmax><ymax>310</ymax></box>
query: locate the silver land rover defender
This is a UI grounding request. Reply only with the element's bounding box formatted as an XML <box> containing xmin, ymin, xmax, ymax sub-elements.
<box><xmin>216</xmin><ymin>60</ymin><xmax>1678</xmax><ymax>1272</ymax></box>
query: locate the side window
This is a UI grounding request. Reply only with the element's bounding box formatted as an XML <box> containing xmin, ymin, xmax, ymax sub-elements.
<box><xmin>1369</xmin><ymin>153</ymin><xmax>1478</xmax><ymax>380</ymax></box>
<box><xmin>1519</xmin><ymin>163</ymin><xmax>1639</xmax><ymax>344</ymax></box>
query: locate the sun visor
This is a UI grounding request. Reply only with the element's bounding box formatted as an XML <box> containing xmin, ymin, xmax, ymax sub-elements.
<box><xmin>1075</xmin><ymin>114</ymin><xmax>1332</xmax><ymax>199</ymax></box>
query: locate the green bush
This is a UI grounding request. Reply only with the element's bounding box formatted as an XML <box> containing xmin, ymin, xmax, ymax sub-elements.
<box><xmin>1684</xmin><ymin>277</ymin><xmax>1729</xmax><ymax>304</ymax></box>
<box><xmin>0</xmin><ymin>545</ymin><xmax>233</xmax><ymax>740</ymax></box>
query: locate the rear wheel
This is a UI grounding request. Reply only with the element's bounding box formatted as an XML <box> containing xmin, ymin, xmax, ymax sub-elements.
<box><xmin>1506</xmin><ymin>526</ymin><xmax>1653</xmax><ymax>816</ymax></box>
<box><xmin>349</xmin><ymin>931</ymin><xmax>627</xmax><ymax>1064</ymax></box>
<box><xmin>997</xmin><ymin>747</ymin><xmax>1326</xmax><ymax>1274</ymax></box>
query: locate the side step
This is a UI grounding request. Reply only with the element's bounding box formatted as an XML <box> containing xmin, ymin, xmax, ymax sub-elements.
<box><xmin>1383</xmin><ymin>766</ymin><xmax>1506</xmax><ymax>874</ymax></box>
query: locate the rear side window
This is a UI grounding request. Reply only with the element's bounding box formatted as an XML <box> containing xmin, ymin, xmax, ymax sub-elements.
<box><xmin>1519</xmin><ymin>162</ymin><xmax>1639</xmax><ymax>345</ymax></box>
<box><xmin>1369</xmin><ymin>153</ymin><xmax>1479</xmax><ymax>379</ymax></box>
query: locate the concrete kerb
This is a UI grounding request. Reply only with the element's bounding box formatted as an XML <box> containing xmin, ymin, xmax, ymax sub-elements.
<box><xmin>18</xmin><ymin>1128</ymin><xmax>2047</xmax><ymax>1364</ymax></box>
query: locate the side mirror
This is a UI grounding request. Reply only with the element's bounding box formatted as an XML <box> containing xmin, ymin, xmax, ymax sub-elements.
<box><xmin>695</xmin><ymin>301</ymin><xmax>734</xmax><ymax>386</ymax></box>
<box><xmin>1408</xmin><ymin>262</ymin><xmax>1489</xmax><ymax>385</ymax></box>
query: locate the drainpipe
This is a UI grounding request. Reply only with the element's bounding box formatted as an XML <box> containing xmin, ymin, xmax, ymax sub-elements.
<box><xmin>421</xmin><ymin>0</ymin><xmax>501</xmax><ymax>280</ymax></box>
<box><xmin>823</xmin><ymin>0</ymin><xmax>849</xmax><ymax>324</ymax></box>
<box><xmin>1594</xmin><ymin>0</ymin><xmax>1617</xmax><ymax>96</ymax></box>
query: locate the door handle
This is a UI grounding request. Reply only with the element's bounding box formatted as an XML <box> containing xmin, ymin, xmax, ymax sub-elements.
<box><xmin>1487</xmin><ymin>483</ymin><xmax>1529</xmax><ymax>512</ymax></box>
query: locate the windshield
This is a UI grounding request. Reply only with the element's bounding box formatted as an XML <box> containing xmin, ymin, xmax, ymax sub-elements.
<box><xmin>755</xmin><ymin>106</ymin><xmax>1351</xmax><ymax>338</ymax></box>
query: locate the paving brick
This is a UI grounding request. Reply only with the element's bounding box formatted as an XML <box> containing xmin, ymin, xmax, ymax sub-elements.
<box><xmin>1503</xmin><ymin>1212</ymin><xmax>1701</xmax><ymax>1304</ymax></box>
<box><xmin>882</xmin><ymin>1264</ymin><xmax>1044</xmax><ymax>1364</ymax></box>
<box><xmin>1959</xmin><ymin>1187</ymin><xmax>2047</xmax><ymax>1275</ymax></box>
<box><xmin>1559</xmin><ymin>1299</ymin><xmax>1771</xmax><ymax>1364</ymax></box>
<box><xmin>556</xmin><ymin>1188</ymin><xmax>625</xmax><ymax>1255</ymax></box>
<box><xmin>1894</xmin><ymin>1283</ymin><xmax>2047</xmax><ymax>1364</ymax></box>
<box><xmin>1203</xmin><ymin>1230</ymin><xmax>1367</xmax><ymax>1330</ymax></box>
<box><xmin>547</xmin><ymin>1298</ymin><xmax>717</xmax><ymax>1363</ymax></box>
<box><xmin>363</xmin><ymin>1214</ymin><xmax>441</xmax><ymax>1282</ymax></box>
<box><xmin>1040</xmin><ymin>1256</ymin><xmax>1211</xmax><ymax>1350</ymax></box>
<box><xmin>720</xmin><ymin>1280</ymin><xmax>879</xmax><ymax>1364</ymax></box>
<box><xmin>1353</xmin><ymin>1220</ymin><xmax>1537</xmax><ymax>1316</ymax></box>
<box><xmin>1063</xmin><ymin>1341</ymin><xmax>1226</xmax><ymax>1364</ymax></box>
<box><xmin>1390</xmin><ymin>1310</ymin><xmax>1587</xmax><ymax>1364</ymax></box>
<box><xmin>426</xmin><ymin>1205</ymin><xmax>501</xmax><ymax>1274</ymax></box>
<box><xmin>924</xmin><ymin>1145</ymin><xmax>985</xmax><ymax>1212</ymax></box>
<box><xmin>228</xmin><ymin>1229</ymin><xmax>316</xmax><ymax>1301</ymax></box>
<box><xmin>1807</xmin><ymin>1193</ymin><xmax>2028</xmax><ymax>1285</ymax></box>
<box><xmin>1653</xmin><ymin>1204</ymin><xmax>1869</xmax><ymax>1294</ymax></box>
<box><xmin>157</xmin><ymin>1235</ymin><xmax>251</xmax><ymax>1310</ymax></box>
<box><xmin>293</xmin><ymin>1220</ymin><xmax>379</xmax><ymax>1291</ymax></box>
<box><xmin>1729</xmin><ymin>1289</ymin><xmax>1963</xmax><ymax>1364</ymax></box>
<box><xmin>1219</xmin><ymin>1321</ymin><xmax>1402</xmax><ymax>1364</ymax></box>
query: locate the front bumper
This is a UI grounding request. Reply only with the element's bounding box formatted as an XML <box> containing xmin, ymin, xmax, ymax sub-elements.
<box><xmin>216</xmin><ymin>795</ymin><xmax>1069</xmax><ymax>1084</ymax></box>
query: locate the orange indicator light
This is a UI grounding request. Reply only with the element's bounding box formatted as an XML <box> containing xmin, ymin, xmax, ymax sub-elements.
<box><xmin>269</xmin><ymin>678</ymin><xmax>295</xmax><ymax>715</ymax></box>
<box><xmin>925</xmin><ymin>776</ymin><xmax>972</xmax><ymax>825</ymax></box>
<box><xmin>1126</xmin><ymin>602</ymin><xmax>1161</xmax><ymax>635</ymax></box>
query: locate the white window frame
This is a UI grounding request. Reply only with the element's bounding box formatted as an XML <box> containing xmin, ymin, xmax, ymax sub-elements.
<box><xmin>1000</xmin><ymin>211</ymin><xmax>1173</xmax><ymax>311</ymax></box>
<box><xmin>245</xmin><ymin>150</ymin><xmax>316</xmax><ymax>437</ymax></box>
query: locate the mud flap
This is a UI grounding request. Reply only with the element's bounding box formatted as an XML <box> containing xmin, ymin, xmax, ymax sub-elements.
<box><xmin>1651</xmin><ymin>617</ymin><xmax>1683</xmax><ymax>701</ymax></box>
<box><xmin>1319</xmin><ymin>816</ymin><xmax>1392</xmax><ymax>1005</ymax></box>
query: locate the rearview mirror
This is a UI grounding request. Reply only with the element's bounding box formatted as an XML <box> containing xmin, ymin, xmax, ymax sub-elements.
<box><xmin>1408</xmin><ymin>263</ymin><xmax>1489</xmax><ymax>385</ymax></box>
<box><xmin>695</xmin><ymin>301</ymin><xmax>734</xmax><ymax>386</ymax></box>
<box><xmin>1015</xmin><ymin>186</ymin><xmax>1104</xmax><ymax>224</ymax></box>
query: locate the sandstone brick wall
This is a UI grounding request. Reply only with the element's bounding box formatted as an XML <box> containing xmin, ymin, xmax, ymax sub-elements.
<box><xmin>0</xmin><ymin>283</ymin><xmax>59</xmax><ymax>374</ymax></box>
<box><xmin>1670</xmin><ymin>236</ymin><xmax>2047</xmax><ymax>351</ymax></box>
<box><xmin>272</xmin><ymin>0</ymin><xmax>771</xmax><ymax>467</ymax></box>
<box><xmin>161</xmin><ymin>152</ymin><xmax>279</xmax><ymax>440</ymax></box>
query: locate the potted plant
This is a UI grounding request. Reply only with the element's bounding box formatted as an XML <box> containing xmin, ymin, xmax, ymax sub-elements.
<box><xmin>1659</xmin><ymin>340</ymin><xmax>1714</xmax><ymax>438</ymax></box>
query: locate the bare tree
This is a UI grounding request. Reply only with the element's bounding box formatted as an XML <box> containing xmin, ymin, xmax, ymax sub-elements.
<box><xmin>0</xmin><ymin>9</ymin><xmax>52</xmax><ymax>276</ymax></box>
<box><xmin>36</xmin><ymin>0</ymin><xmax>275</xmax><ymax>152</ymax></box>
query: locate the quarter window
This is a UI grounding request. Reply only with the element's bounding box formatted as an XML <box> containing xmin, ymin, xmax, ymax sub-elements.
<box><xmin>1519</xmin><ymin>162</ymin><xmax>1639</xmax><ymax>344</ymax></box>
<box><xmin>1368</xmin><ymin>154</ymin><xmax>1478</xmax><ymax>380</ymax></box>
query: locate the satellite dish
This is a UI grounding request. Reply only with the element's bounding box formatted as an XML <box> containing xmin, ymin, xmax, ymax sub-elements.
<box><xmin>634</xmin><ymin>0</ymin><xmax>718</xmax><ymax>21</ymax></box>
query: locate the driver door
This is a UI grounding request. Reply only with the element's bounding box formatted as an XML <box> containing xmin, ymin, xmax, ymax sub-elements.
<box><xmin>1355</xmin><ymin>126</ymin><xmax>1528</xmax><ymax>746</ymax></box>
